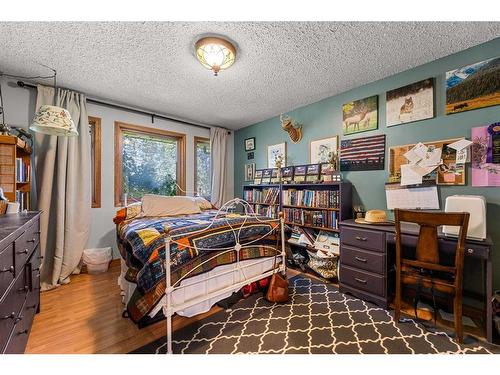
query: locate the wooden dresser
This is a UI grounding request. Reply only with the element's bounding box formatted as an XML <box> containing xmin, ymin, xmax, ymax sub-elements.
<box><xmin>0</xmin><ymin>212</ymin><xmax>41</xmax><ymax>354</ymax></box>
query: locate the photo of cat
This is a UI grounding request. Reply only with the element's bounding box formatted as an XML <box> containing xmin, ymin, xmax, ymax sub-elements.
<box><xmin>386</xmin><ymin>78</ymin><xmax>434</xmax><ymax>126</ymax></box>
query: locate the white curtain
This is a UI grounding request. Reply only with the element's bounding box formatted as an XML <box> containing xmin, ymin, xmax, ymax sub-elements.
<box><xmin>210</xmin><ymin>127</ymin><xmax>228</xmax><ymax>208</ymax></box>
<box><xmin>35</xmin><ymin>85</ymin><xmax>91</xmax><ymax>290</ymax></box>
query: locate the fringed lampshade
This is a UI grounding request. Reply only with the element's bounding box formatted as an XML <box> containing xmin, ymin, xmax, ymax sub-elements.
<box><xmin>30</xmin><ymin>105</ymin><xmax>78</xmax><ymax>136</ymax></box>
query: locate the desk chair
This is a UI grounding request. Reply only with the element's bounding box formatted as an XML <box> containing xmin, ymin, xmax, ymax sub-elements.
<box><xmin>394</xmin><ymin>209</ymin><xmax>470</xmax><ymax>343</ymax></box>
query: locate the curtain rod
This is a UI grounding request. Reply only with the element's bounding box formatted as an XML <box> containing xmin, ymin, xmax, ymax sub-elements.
<box><xmin>16</xmin><ymin>80</ymin><xmax>231</xmax><ymax>134</ymax></box>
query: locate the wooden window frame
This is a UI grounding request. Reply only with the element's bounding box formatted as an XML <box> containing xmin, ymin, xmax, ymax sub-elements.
<box><xmin>89</xmin><ymin>116</ymin><xmax>102</xmax><ymax>208</ymax></box>
<box><xmin>114</xmin><ymin>121</ymin><xmax>186</xmax><ymax>207</ymax></box>
<box><xmin>194</xmin><ymin>136</ymin><xmax>210</xmax><ymax>196</ymax></box>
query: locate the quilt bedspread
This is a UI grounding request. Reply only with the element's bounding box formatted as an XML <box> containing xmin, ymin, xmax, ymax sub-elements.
<box><xmin>116</xmin><ymin>210</ymin><xmax>281</xmax><ymax>323</ymax></box>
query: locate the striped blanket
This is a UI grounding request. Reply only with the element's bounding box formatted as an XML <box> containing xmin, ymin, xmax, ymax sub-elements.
<box><xmin>116</xmin><ymin>210</ymin><xmax>281</xmax><ymax>323</ymax></box>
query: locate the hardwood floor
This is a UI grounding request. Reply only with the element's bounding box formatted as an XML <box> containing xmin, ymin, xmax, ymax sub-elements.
<box><xmin>25</xmin><ymin>260</ymin><xmax>222</xmax><ymax>354</ymax></box>
<box><xmin>27</xmin><ymin>260</ymin><xmax>483</xmax><ymax>353</ymax></box>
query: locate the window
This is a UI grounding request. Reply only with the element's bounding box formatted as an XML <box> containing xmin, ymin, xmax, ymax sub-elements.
<box><xmin>194</xmin><ymin>137</ymin><xmax>211</xmax><ymax>199</ymax></box>
<box><xmin>114</xmin><ymin>122</ymin><xmax>186</xmax><ymax>206</ymax></box>
<box><xmin>89</xmin><ymin>116</ymin><xmax>101</xmax><ymax>208</ymax></box>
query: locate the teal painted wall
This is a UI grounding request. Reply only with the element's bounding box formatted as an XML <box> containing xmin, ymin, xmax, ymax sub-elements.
<box><xmin>235</xmin><ymin>37</ymin><xmax>500</xmax><ymax>288</ymax></box>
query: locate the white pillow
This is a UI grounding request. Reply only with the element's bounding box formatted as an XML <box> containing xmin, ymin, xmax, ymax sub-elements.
<box><xmin>194</xmin><ymin>196</ymin><xmax>213</xmax><ymax>210</ymax></box>
<box><xmin>141</xmin><ymin>195</ymin><xmax>201</xmax><ymax>217</ymax></box>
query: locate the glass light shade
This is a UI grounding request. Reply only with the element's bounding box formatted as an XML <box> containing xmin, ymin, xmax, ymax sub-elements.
<box><xmin>30</xmin><ymin>105</ymin><xmax>78</xmax><ymax>136</ymax></box>
<box><xmin>195</xmin><ymin>37</ymin><xmax>236</xmax><ymax>76</ymax></box>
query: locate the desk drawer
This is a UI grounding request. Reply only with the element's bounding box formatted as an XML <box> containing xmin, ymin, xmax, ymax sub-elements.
<box><xmin>340</xmin><ymin>265</ymin><xmax>385</xmax><ymax>297</ymax></box>
<box><xmin>341</xmin><ymin>227</ymin><xmax>385</xmax><ymax>252</ymax></box>
<box><xmin>341</xmin><ymin>246</ymin><xmax>385</xmax><ymax>274</ymax></box>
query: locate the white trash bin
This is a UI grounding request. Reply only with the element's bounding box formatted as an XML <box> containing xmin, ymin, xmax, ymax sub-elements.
<box><xmin>83</xmin><ymin>247</ymin><xmax>112</xmax><ymax>274</ymax></box>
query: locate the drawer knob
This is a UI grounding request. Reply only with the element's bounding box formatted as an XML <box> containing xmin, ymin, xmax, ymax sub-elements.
<box><xmin>355</xmin><ymin>256</ymin><xmax>368</xmax><ymax>263</ymax></box>
<box><xmin>1</xmin><ymin>312</ymin><xmax>16</xmax><ymax>320</ymax></box>
<box><xmin>0</xmin><ymin>266</ymin><xmax>14</xmax><ymax>274</ymax></box>
<box><xmin>18</xmin><ymin>285</ymin><xmax>29</xmax><ymax>293</ymax></box>
<box><xmin>16</xmin><ymin>248</ymin><xmax>29</xmax><ymax>255</ymax></box>
<box><xmin>27</xmin><ymin>238</ymin><xmax>36</xmax><ymax>243</ymax></box>
<box><xmin>18</xmin><ymin>329</ymin><xmax>29</xmax><ymax>335</ymax></box>
<box><xmin>354</xmin><ymin>277</ymin><xmax>367</xmax><ymax>284</ymax></box>
<box><xmin>38</xmin><ymin>255</ymin><xmax>44</xmax><ymax>260</ymax></box>
<box><xmin>33</xmin><ymin>267</ymin><xmax>40</xmax><ymax>272</ymax></box>
<box><xmin>467</xmin><ymin>248</ymin><xmax>474</xmax><ymax>254</ymax></box>
<box><xmin>27</xmin><ymin>304</ymin><xmax>38</xmax><ymax>310</ymax></box>
<box><xmin>355</xmin><ymin>236</ymin><xmax>367</xmax><ymax>241</ymax></box>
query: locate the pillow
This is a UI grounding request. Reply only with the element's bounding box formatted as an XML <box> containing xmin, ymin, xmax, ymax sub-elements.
<box><xmin>141</xmin><ymin>194</ymin><xmax>201</xmax><ymax>217</ymax></box>
<box><xmin>194</xmin><ymin>196</ymin><xmax>213</xmax><ymax>210</ymax></box>
<box><xmin>113</xmin><ymin>202</ymin><xmax>143</xmax><ymax>224</ymax></box>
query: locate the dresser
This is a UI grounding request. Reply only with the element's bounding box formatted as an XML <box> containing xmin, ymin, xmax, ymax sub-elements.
<box><xmin>339</xmin><ymin>219</ymin><xmax>494</xmax><ymax>342</ymax></box>
<box><xmin>0</xmin><ymin>212</ymin><xmax>41</xmax><ymax>354</ymax></box>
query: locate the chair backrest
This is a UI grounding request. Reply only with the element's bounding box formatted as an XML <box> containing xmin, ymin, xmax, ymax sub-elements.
<box><xmin>394</xmin><ymin>209</ymin><xmax>470</xmax><ymax>267</ymax></box>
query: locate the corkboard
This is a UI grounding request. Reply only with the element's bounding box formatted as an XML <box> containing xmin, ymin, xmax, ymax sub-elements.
<box><xmin>389</xmin><ymin>137</ymin><xmax>466</xmax><ymax>185</ymax></box>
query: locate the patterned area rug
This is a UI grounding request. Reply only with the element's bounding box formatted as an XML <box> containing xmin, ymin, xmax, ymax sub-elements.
<box><xmin>131</xmin><ymin>275</ymin><xmax>497</xmax><ymax>354</ymax></box>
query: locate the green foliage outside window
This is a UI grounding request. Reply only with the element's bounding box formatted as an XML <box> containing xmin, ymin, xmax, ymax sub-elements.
<box><xmin>122</xmin><ymin>131</ymin><xmax>178</xmax><ymax>202</ymax></box>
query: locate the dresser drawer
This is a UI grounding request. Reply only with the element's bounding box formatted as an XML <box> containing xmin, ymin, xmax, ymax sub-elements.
<box><xmin>0</xmin><ymin>272</ymin><xmax>28</xmax><ymax>351</ymax></box>
<box><xmin>340</xmin><ymin>265</ymin><xmax>385</xmax><ymax>297</ymax></box>
<box><xmin>341</xmin><ymin>226</ymin><xmax>385</xmax><ymax>252</ymax></box>
<box><xmin>2</xmin><ymin>300</ymin><xmax>31</xmax><ymax>354</ymax></box>
<box><xmin>0</xmin><ymin>242</ymin><xmax>15</xmax><ymax>299</ymax></box>
<box><xmin>341</xmin><ymin>245</ymin><xmax>385</xmax><ymax>274</ymax></box>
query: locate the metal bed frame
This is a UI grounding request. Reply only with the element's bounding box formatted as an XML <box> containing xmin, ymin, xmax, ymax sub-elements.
<box><xmin>162</xmin><ymin>198</ymin><xmax>286</xmax><ymax>354</ymax></box>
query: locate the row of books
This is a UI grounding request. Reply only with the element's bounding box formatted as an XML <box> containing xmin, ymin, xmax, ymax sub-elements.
<box><xmin>252</xmin><ymin>204</ymin><xmax>279</xmax><ymax>218</ymax></box>
<box><xmin>16</xmin><ymin>190</ymin><xmax>30</xmax><ymax>211</ymax></box>
<box><xmin>243</xmin><ymin>187</ymin><xmax>279</xmax><ymax>204</ymax></box>
<box><xmin>283</xmin><ymin>208</ymin><xmax>339</xmax><ymax>229</ymax></box>
<box><xmin>282</xmin><ymin>189</ymin><xmax>340</xmax><ymax>208</ymax></box>
<box><xmin>16</xmin><ymin>158</ymin><xmax>30</xmax><ymax>183</ymax></box>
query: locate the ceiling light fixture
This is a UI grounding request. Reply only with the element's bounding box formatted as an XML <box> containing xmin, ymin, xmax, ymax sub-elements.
<box><xmin>195</xmin><ymin>36</ymin><xmax>236</xmax><ymax>76</ymax></box>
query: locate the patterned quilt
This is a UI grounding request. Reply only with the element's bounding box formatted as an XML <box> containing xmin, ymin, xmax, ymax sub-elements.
<box><xmin>116</xmin><ymin>210</ymin><xmax>282</xmax><ymax>323</ymax></box>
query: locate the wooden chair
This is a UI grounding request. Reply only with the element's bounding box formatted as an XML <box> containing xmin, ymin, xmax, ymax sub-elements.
<box><xmin>394</xmin><ymin>209</ymin><xmax>469</xmax><ymax>343</ymax></box>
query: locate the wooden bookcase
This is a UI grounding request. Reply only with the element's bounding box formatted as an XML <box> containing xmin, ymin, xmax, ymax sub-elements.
<box><xmin>0</xmin><ymin>135</ymin><xmax>32</xmax><ymax>211</ymax></box>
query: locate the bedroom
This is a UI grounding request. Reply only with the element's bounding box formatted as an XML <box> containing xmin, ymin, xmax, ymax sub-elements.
<box><xmin>1</xmin><ymin>0</ymin><xmax>500</xmax><ymax>370</ymax></box>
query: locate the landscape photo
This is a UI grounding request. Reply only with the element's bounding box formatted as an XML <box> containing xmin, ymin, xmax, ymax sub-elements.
<box><xmin>342</xmin><ymin>95</ymin><xmax>378</xmax><ymax>135</ymax></box>
<box><xmin>386</xmin><ymin>78</ymin><xmax>434</xmax><ymax>126</ymax></box>
<box><xmin>446</xmin><ymin>57</ymin><xmax>500</xmax><ymax>114</ymax></box>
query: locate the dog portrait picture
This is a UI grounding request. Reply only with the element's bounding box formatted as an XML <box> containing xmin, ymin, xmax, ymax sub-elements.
<box><xmin>386</xmin><ymin>78</ymin><xmax>434</xmax><ymax>126</ymax></box>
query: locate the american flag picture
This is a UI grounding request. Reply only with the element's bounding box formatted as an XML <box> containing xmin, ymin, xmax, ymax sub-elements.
<box><xmin>340</xmin><ymin>134</ymin><xmax>386</xmax><ymax>171</ymax></box>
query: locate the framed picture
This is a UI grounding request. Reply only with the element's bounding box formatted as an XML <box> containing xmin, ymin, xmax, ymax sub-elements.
<box><xmin>342</xmin><ymin>95</ymin><xmax>378</xmax><ymax>135</ymax></box>
<box><xmin>267</xmin><ymin>142</ymin><xmax>286</xmax><ymax>168</ymax></box>
<box><xmin>244</xmin><ymin>163</ymin><xmax>255</xmax><ymax>182</ymax></box>
<box><xmin>245</xmin><ymin>137</ymin><xmax>256</xmax><ymax>151</ymax></box>
<box><xmin>446</xmin><ymin>57</ymin><xmax>500</xmax><ymax>115</ymax></box>
<box><xmin>247</xmin><ymin>152</ymin><xmax>254</xmax><ymax>160</ymax></box>
<box><xmin>340</xmin><ymin>134</ymin><xmax>386</xmax><ymax>171</ymax></box>
<box><xmin>386</xmin><ymin>78</ymin><xmax>434</xmax><ymax>126</ymax></box>
<box><xmin>309</xmin><ymin>136</ymin><xmax>339</xmax><ymax>164</ymax></box>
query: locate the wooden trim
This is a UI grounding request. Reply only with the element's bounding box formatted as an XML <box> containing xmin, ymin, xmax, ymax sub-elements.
<box><xmin>89</xmin><ymin>116</ymin><xmax>102</xmax><ymax>208</ymax></box>
<box><xmin>114</xmin><ymin>121</ymin><xmax>186</xmax><ymax>207</ymax></box>
<box><xmin>193</xmin><ymin>136</ymin><xmax>209</xmax><ymax>195</ymax></box>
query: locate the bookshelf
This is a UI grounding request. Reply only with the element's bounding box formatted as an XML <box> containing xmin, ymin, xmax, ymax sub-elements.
<box><xmin>242</xmin><ymin>182</ymin><xmax>352</xmax><ymax>229</ymax></box>
<box><xmin>0</xmin><ymin>135</ymin><xmax>32</xmax><ymax>211</ymax></box>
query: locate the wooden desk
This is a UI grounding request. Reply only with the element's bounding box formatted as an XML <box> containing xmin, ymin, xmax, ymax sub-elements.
<box><xmin>339</xmin><ymin>219</ymin><xmax>494</xmax><ymax>343</ymax></box>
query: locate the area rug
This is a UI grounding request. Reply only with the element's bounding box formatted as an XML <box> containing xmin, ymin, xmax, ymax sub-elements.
<box><xmin>131</xmin><ymin>275</ymin><xmax>497</xmax><ymax>354</ymax></box>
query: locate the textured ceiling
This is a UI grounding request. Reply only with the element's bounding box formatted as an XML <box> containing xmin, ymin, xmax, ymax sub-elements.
<box><xmin>0</xmin><ymin>22</ymin><xmax>499</xmax><ymax>130</ymax></box>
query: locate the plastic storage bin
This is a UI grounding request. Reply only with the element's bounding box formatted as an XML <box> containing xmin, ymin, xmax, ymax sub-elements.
<box><xmin>83</xmin><ymin>247</ymin><xmax>112</xmax><ymax>274</ymax></box>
